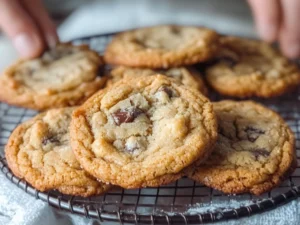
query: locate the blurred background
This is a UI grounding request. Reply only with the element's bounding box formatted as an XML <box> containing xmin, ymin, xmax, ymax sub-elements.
<box><xmin>0</xmin><ymin>0</ymin><xmax>255</xmax><ymax>72</ymax></box>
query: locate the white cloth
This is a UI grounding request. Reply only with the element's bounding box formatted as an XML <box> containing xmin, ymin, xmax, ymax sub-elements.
<box><xmin>58</xmin><ymin>0</ymin><xmax>256</xmax><ymax>41</ymax></box>
<box><xmin>1</xmin><ymin>170</ymin><xmax>299</xmax><ymax>225</ymax></box>
<box><xmin>0</xmin><ymin>1</ymin><xmax>299</xmax><ymax>224</ymax></box>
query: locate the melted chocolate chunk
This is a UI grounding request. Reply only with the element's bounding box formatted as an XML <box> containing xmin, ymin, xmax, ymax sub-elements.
<box><xmin>133</xmin><ymin>39</ymin><xmax>148</xmax><ymax>48</ymax></box>
<box><xmin>245</xmin><ymin>126</ymin><xmax>265</xmax><ymax>142</ymax></box>
<box><xmin>216</xmin><ymin>55</ymin><xmax>238</xmax><ymax>67</ymax></box>
<box><xmin>112</xmin><ymin>108</ymin><xmax>143</xmax><ymax>125</ymax></box>
<box><xmin>171</xmin><ymin>27</ymin><xmax>180</xmax><ymax>35</ymax></box>
<box><xmin>155</xmin><ymin>69</ymin><xmax>167</xmax><ymax>74</ymax></box>
<box><xmin>218</xmin><ymin>126</ymin><xmax>235</xmax><ymax>140</ymax></box>
<box><xmin>252</xmin><ymin>148</ymin><xmax>270</xmax><ymax>160</ymax></box>
<box><xmin>218</xmin><ymin>126</ymin><xmax>228</xmax><ymax>138</ymax></box>
<box><xmin>158</xmin><ymin>86</ymin><xmax>173</xmax><ymax>98</ymax></box>
<box><xmin>42</xmin><ymin>136</ymin><xmax>60</xmax><ymax>145</ymax></box>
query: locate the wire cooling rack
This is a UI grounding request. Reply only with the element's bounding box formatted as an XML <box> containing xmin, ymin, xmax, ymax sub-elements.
<box><xmin>1</xmin><ymin>33</ymin><xmax>300</xmax><ymax>224</ymax></box>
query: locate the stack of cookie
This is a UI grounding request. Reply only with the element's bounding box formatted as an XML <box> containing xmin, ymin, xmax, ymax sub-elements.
<box><xmin>2</xmin><ymin>25</ymin><xmax>299</xmax><ymax>197</ymax></box>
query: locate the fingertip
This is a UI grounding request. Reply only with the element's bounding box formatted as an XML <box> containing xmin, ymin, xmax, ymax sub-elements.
<box><xmin>279</xmin><ymin>35</ymin><xmax>300</xmax><ymax>59</ymax></box>
<box><xmin>22</xmin><ymin>0</ymin><xmax>59</xmax><ymax>49</ymax></box>
<box><xmin>248</xmin><ymin>0</ymin><xmax>280</xmax><ymax>43</ymax></box>
<box><xmin>258</xmin><ymin>24</ymin><xmax>278</xmax><ymax>43</ymax></box>
<box><xmin>278</xmin><ymin>0</ymin><xmax>300</xmax><ymax>59</ymax></box>
<box><xmin>281</xmin><ymin>42</ymin><xmax>300</xmax><ymax>59</ymax></box>
<box><xmin>12</xmin><ymin>32</ymin><xmax>44</xmax><ymax>59</ymax></box>
<box><xmin>0</xmin><ymin>0</ymin><xmax>46</xmax><ymax>59</ymax></box>
<box><xmin>45</xmin><ymin>30</ymin><xmax>59</xmax><ymax>48</ymax></box>
<box><xmin>278</xmin><ymin>26</ymin><xmax>300</xmax><ymax>59</ymax></box>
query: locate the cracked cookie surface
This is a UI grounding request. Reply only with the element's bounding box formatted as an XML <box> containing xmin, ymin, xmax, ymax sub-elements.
<box><xmin>0</xmin><ymin>43</ymin><xmax>106</xmax><ymax>110</ymax></box>
<box><xmin>188</xmin><ymin>100</ymin><xmax>296</xmax><ymax>195</ymax></box>
<box><xmin>106</xmin><ymin>66</ymin><xmax>208</xmax><ymax>95</ymax></box>
<box><xmin>70</xmin><ymin>75</ymin><xmax>217</xmax><ymax>188</ymax></box>
<box><xmin>104</xmin><ymin>25</ymin><xmax>219</xmax><ymax>68</ymax></box>
<box><xmin>205</xmin><ymin>36</ymin><xmax>300</xmax><ymax>98</ymax></box>
<box><xmin>5</xmin><ymin>107</ymin><xmax>111</xmax><ymax>197</ymax></box>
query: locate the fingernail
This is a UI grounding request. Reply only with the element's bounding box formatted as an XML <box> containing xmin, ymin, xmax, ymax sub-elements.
<box><xmin>46</xmin><ymin>34</ymin><xmax>58</xmax><ymax>49</ymax></box>
<box><xmin>257</xmin><ymin>23</ymin><xmax>277</xmax><ymax>42</ymax></box>
<box><xmin>284</xmin><ymin>41</ymin><xmax>300</xmax><ymax>59</ymax></box>
<box><xmin>13</xmin><ymin>33</ymin><xmax>40</xmax><ymax>58</ymax></box>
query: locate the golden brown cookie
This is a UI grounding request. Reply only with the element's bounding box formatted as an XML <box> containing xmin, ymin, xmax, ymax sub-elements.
<box><xmin>205</xmin><ymin>36</ymin><xmax>300</xmax><ymax>98</ymax></box>
<box><xmin>0</xmin><ymin>43</ymin><xmax>106</xmax><ymax>110</ymax></box>
<box><xmin>106</xmin><ymin>66</ymin><xmax>208</xmax><ymax>95</ymax></box>
<box><xmin>104</xmin><ymin>25</ymin><xmax>219</xmax><ymax>68</ymax></box>
<box><xmin>5</xmin><ymin>107</ymin><xmax>111</xmax><ymax>197</ymax></box>
<box><xmin>188</xmin><ymin>100</ymin><xmax>296</xmax><ymax>195</ymax></box>
<box><xmin>70</xmin><ymin>75</ymin><xmax>218</xmax><ymax>189</ymax></box>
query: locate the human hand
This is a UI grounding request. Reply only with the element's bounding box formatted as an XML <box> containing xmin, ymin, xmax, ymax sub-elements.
<box><xmin>248</xmin><ymin>0</ymin><xmax>300</xmax><ymax>59</ymax></box>
<box><xmin>0</xmin><ymin>0</ymin><xmax>58</xmax><ymax>58</ymax></box>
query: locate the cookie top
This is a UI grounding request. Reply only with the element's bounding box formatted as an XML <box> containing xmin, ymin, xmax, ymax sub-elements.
<box><xmin>188</xmin><ymin>100</ymin><xmax>296</xmax><ymax>195</ymax></box>
<box><xmin>106</xmin><ymin>66</ymin><xmax>208</xmax><ymax>95</ymax></box>
<box><xmin>0</xmin><ymin>43</ymin><xmax>106</xmax><ymax>110</ymax></box>
<box><xmin>70</xmin><ymin>75</ymin><xmax>217</xmax><ymax>188</ymax></box>
<box><xmin>205</xmin><ymin>36</ymin><xmax>300</xmax><ymax>98</ymax></box>
<box><xmin>104</xmin><ymin>25</ymin><xmax>219</xmax><ymax>68</ymax></box>
<box><xmin>5</xmin><ymin>107</ymin><xmax>111</xmax><ymax>197</ymax></box>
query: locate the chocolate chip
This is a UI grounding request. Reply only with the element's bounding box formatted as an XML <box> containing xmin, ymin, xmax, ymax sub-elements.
<box><xmin>154</xmin><ymin>69</ymin><xmax>167</xmax><ymax>74</ymax></box>
<box><xmin>245</xmin><ymin>126</ymin><xmax>265</xmax><ymax>142</ymax></box>
<box><xmin>171</xmin><ymin>27</ymin><xmax>180</xmax><ymax>35</ymax></box>
<box><xmin>158</xmin><ymin>86</ymin><xmax>173</xmax><ymax>98</ymax></box>
<box><xmin>216</xmin><ymin>56</ymin><xmax>238</xmax><ymax>67</ymax></box>
<box><xmin>42</xmin><ymin>136</ymin><xmax>60</xmax><ymax>145</ymax></box>
<box><xmin>112</xmin><ymin>108</ymin><xmax>144</xmax><ymax>125</ymax></box>
<box><xmin>252</xmin><ymin>148</ymin><xmax>270</xmax><ymax>160</ymax></box>
<box><xmin>218</xmin><ymin>126</ymin><xmax>227</xmax><ymax>137</ymax></box>
<box><xmin>218</xmin><ymin>126</ymin><xmax>234</xmax><ymax>140</ymax></box>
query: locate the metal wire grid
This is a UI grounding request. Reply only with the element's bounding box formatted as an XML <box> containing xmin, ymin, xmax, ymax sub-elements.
<box><xmin>0</xmin><ymin>34</ymin><xmax>300</xmax><ymax>224</ymax></box>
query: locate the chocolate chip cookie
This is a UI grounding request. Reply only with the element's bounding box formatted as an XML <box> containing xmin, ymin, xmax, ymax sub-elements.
<box><xmin>205</xmin><ymin>36</ymin><xmax>300</xmax><ymax>98</ymax></box>
<box><xmin>70</xmin><ymin>75</ymin><xmax>218</xmax><ymax>188</ymax></box>
<box><xmin>106</xmin><ymin>66</ymin><xmax>208</xmax><ymax>95</ymax></box>
<box><xmin>0</xmin><ymin>43</ymin><xmax>106</xmax><ymax>110</ymax></box>
<box><xmin>5</xmin><ymin>107</ymin><xmax>111</xmax><ymax>197</ymax></box>
<box><xmin>188</xmin><ymin>100</ymin><xmax>296</xmax><ymax>195</ymax></box>
<box><xmin>104</xmin><ymin>25</ymin><xmax>219</xmax><ymax>68</ymax></box>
